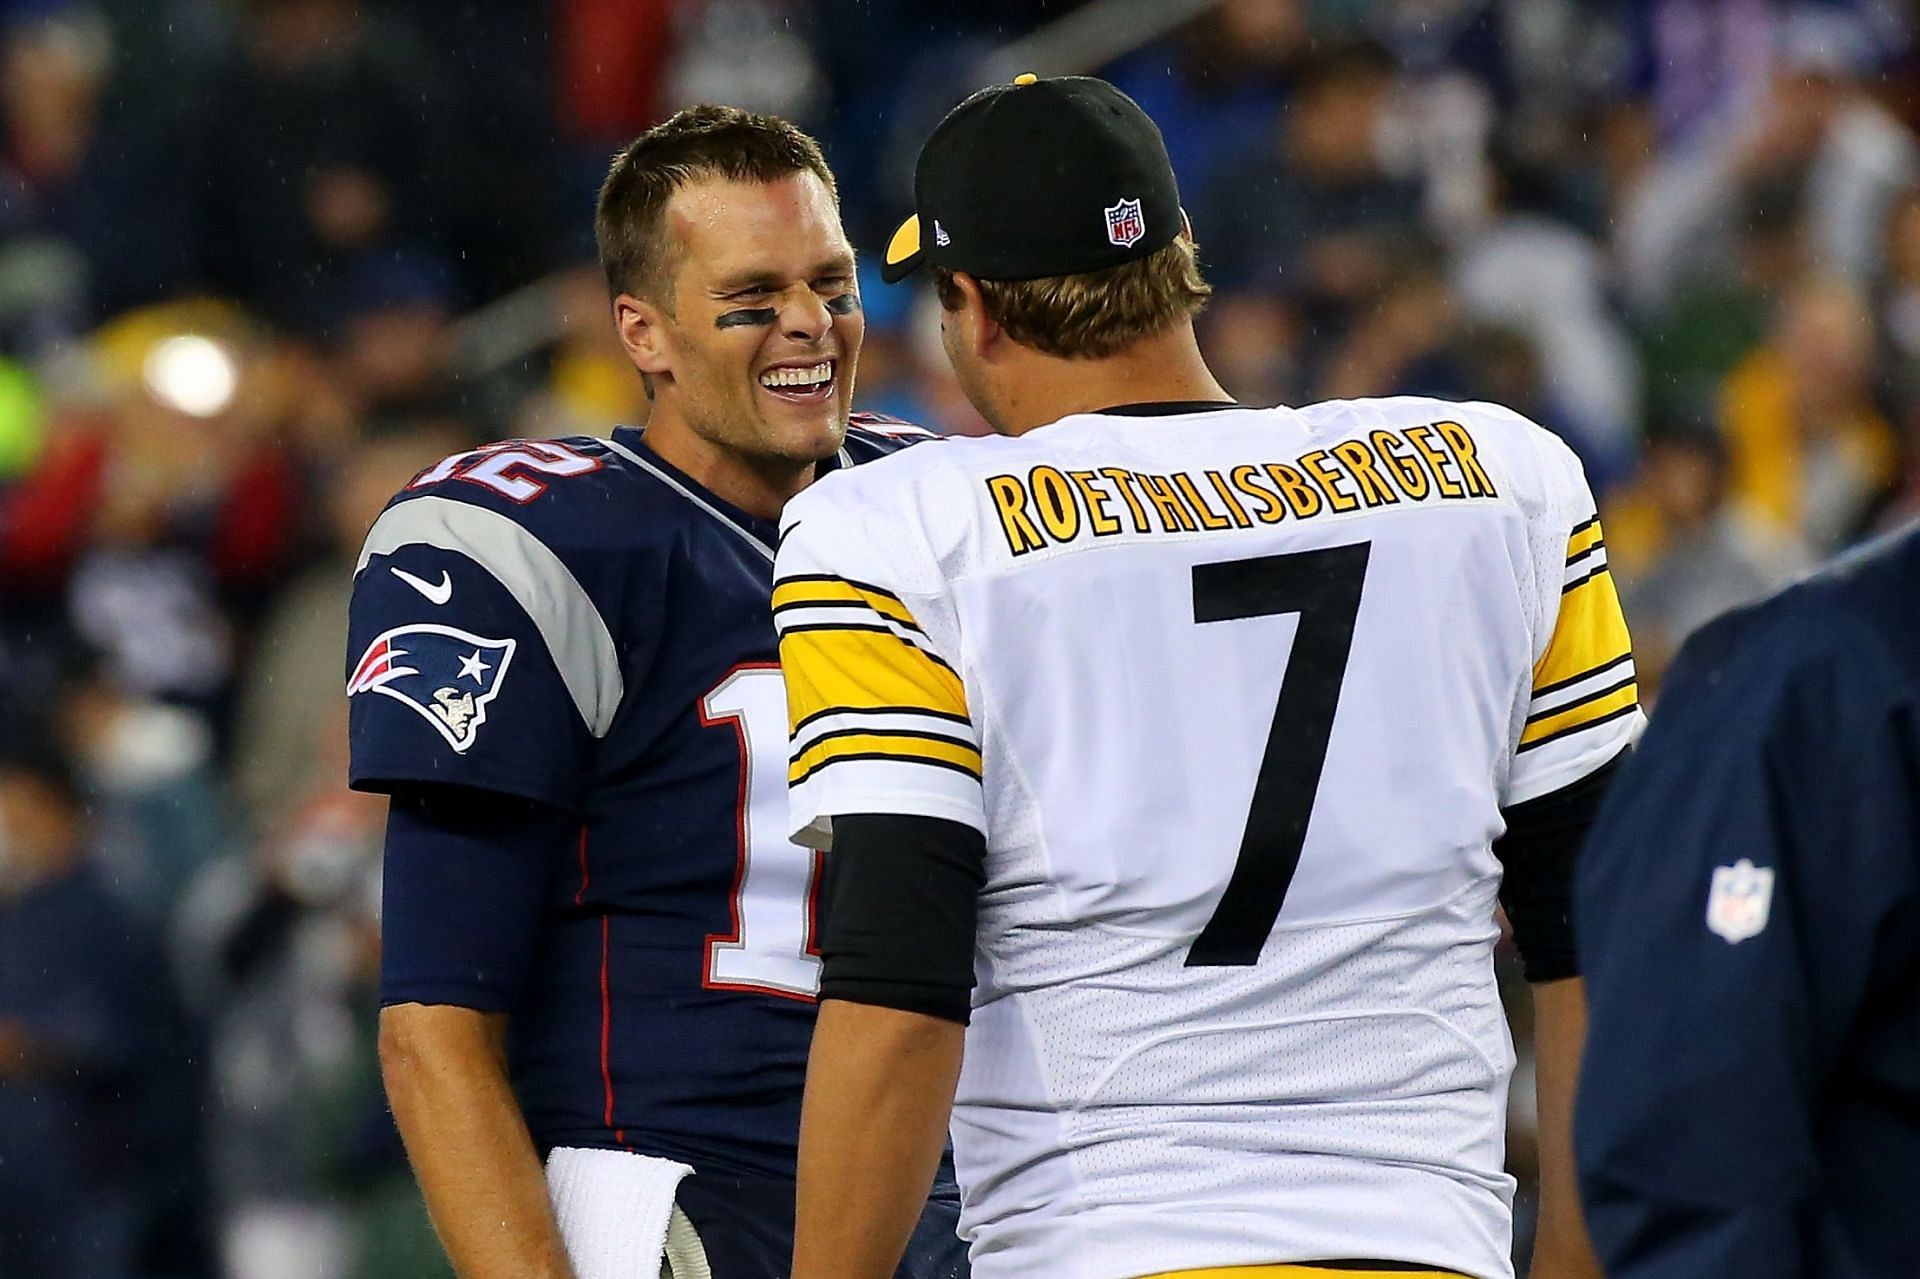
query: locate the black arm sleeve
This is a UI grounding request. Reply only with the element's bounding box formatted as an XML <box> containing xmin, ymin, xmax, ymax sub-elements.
<box><xmin>817</xmin><ymin>813</ymin><xmax>987</xmax><ymax>1025</ymax></box>
<box><xmin>379</xmin><ymin>783</ymin><xmax>569</xmax><ymax>1012</ymax></box>
<box><xmin>1494</xmin><ymin>751</ymin><xmax>1625</xmax><ymax>983</ymax></box>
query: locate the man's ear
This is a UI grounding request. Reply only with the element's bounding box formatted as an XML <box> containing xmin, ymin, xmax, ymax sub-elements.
<box><xmin>613</xmin><ymin>293</ymin><xmax>673</xmax><ymax>380</ymax></box>
<box><xmin>949</xmin><ymin>272</ymin><xmax>1001</xmax><ymax>361</ymax></box>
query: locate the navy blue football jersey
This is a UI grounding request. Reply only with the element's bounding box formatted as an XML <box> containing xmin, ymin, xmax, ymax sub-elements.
<box><xmin>347</xmin><ymin>417</ymin><xmax>933</xmax><ymax>1177</ymax></box>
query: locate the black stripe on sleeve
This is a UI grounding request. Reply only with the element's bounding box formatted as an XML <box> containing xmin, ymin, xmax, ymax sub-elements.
<box><xmin>1534</xmin><ymin>652</ymin><xmax>1633</xmax><ymax>699</ymax></box>
<box><xmin>1562</xmin><ymin>563</ymin><xmax>1613</xmax><ymax>594</ymax></box>
<box><xmin>1525</xmin><ymin>675</ymin><xmax>1638</xmax><ymax>725</ymax></box>
<box><xmin>1565</xmin><ymin>538</ymin><xmax>1608</xmax><ymax>566</ymax></box>
<box><xmin>796</xmin><ymin>725</ymin><xmax>978</xmax><ymax>755</ymax></box>
<box><xmin>1515</xmin><ymin>701</ymin><xmax>1640</xmax><ymax>753</ymax></box>
<box><xmin>791</xmin><ymin>703</ymin><xmax>975</xmax><ymax>736</ymax></box>
<box><xmin>791</xmin><ymin>751</ymin><xmax>983</xmax><ymax>787</ymax></box>
<box><xmin>772</xmin><ymin>572</ymin><xmax>907</xmax><ymax>606</ymax></box>
<box><xmin>770</xmin><ymin>597</ymin><xmax>929</xmax><ymax>636</ymax></box>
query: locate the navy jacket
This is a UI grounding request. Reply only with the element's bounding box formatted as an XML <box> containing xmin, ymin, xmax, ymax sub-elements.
<box><xmin>1575</xmin><ymin>525</ymin><xmax>1920</xmax><ymax>1278</ymax></box>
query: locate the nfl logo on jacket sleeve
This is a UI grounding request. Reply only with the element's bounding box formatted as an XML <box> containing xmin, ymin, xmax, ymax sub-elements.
<box><xmin>1705</xmin><ymin>858</ymin><xmax>1775</xmax><ymax>943</ymax></box>
<box><xmin>348</xmin><ymin>623</ymin><xmax>516</xmax><ymax>753</ymax></box>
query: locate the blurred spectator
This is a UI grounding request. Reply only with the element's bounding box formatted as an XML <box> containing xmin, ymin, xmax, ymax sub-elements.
<box><xmin>0</xmin><ymin>4</ymin><xmax>192</xmax><ymax>350</ymax></box>
<box><xmin>1618</xmin><ymin>3</ymin><xmax>1916</xmax><ymax>315</ymax></box>
<box><xmin>1454</xmin><ymin>138</ymin><xmax>1642</xmax><ymax>479</ymax></box>
<box><xmin>233</xmin><ymin>418</ymin><xmax>467</xmax><ymax>836</ymax></box>
<box><xmin>1620</xmin><ymin>0</ymin><xmax>1779</xmax><ymax>147</ymax></box>
<box><xmin>0</xmin><ymin>743</ymin><xmax>210</xmax><ymax>1279</ymax></box>
<box><xmin>1195</xmin><ymin>37</ymin><xmax>1424</xmax><ymax>307</ymax></box>
<box><xmin>60</xmin><ymin>659</ymin><xmax>230</xmax><ymax>925</ymax></box>
<box><xmin>1640</xmin><ymin>176</ymin><xmax>1804</xmax><ymax>428</ymax></box>
<box><xmin>668</xmin><ymin>0</ymin><xmax>824</xmax><ymax>123</ymax></box>
<box><xmin>318</xmin><ymin>250</ymin><xmax>460</xmax><ymax>420</ymax></box>
<box><xmin>1102</xmin><ymin>0</ymin><xmax>1302</xmax><ymax>201</ymax></box>
<box><xmin>181</xmin><ymin>711</ymin><xmax>443</xmax><ymax>1279</ymax></box>
<box><xmin>1318</xmin><ymin>257</ymin><xmax>1465</xmax><ymax>402</ymax></box>
<box><xmin>1605</xmin><ymin>423</ymin><xmax>1809</xmax><ymax>691</ymax></box>
<box><xmin>555</xmin><ymin>0</ymin><xmax>676</xmax><ymax>150</ymax></box>
<box><xmin>184</xmin><ymin>0</ymin><xmax>471</xmax><ymax>332</ymax></box>
<box><xmin>1876</xmin><ymin>181</ymin><xmax>1920</xmax><ymax>369</ymax></box>
<box><xmin>509</xmin><ymin>264</ymin><xmax>654</xmax><ymax>438</ymax></box>
<box><xmin>1197</xmin><ymin>290</ymin><xmax>1299</xmax><ymax>407</ymax></box>
<box><xmin>1718</xmin><ymin>272</ymin><xmax>1899</xmax><ymax>553</ymax></box>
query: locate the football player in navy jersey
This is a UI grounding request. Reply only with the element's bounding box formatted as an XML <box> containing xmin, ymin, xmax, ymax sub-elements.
<box><xmin>347</xmin><ymin>105</ymin><xmax>966</xmax><ymax>1279</ymax></box>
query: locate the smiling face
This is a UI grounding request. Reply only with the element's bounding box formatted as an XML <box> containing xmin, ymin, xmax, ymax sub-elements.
<box><xmin>623</xmin><ymin>172</ymin><xmax>863</xmax><ymax>479</ymax></box>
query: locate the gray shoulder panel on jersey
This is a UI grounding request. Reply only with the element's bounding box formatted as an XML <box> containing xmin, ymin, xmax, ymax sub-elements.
<box><xmin>356</xmin><ymin>495</ymin><xmax>622</xmax><ymax>737</ymax></box>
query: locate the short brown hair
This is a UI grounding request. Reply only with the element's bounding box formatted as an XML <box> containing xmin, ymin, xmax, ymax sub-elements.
<box><xmin>595</xmin><ymin>104</ymin><xmax>838</xmax><ymax>306</ymax></box>
<box><xmin>932</xmin><ymin>236</ymin><xmax>1212</xmax><ymax>359</ymax></box>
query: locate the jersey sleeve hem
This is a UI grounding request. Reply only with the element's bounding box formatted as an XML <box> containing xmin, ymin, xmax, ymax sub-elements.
<box><xmin>1504</xmin><ymin>709</ymin><xmax>1643</xmax><ymax>807</ymax></box>
<box><xmin>788</xmin><ymin>784</ymin><xmax>989</xmax><ymax>846</ymax></box>
<box><xmin>350</xmin><ymin>759</ymin><xmax>578</xmax><ymax>810</ymax></box>
<box><xmin>378</xmin><ymin>981</ymin><xmax>519</xmax><ymax>1013</ymax></box>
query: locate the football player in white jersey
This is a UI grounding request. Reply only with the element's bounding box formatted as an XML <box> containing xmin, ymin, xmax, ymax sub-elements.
<box><xmin>779</xmin><ymin>76</ymin><xmax>1631</xmax><ymax>1279</ymax></box>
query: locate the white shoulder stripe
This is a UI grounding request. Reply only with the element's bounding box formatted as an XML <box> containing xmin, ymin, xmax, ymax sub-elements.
<box><xmin>1564</xmin><ymin>542</ymin><xmax>1609</xmax><ymax>583</ymax></box>
<box><xmin>1529</xmin><ymin>655</ymin><xmax>1637</xmax><ymax>718</ymax></box>
<box><xmin>356</xmin><ymin>496</ymin><xmax>623</xmax><ymax>737</ymax></box>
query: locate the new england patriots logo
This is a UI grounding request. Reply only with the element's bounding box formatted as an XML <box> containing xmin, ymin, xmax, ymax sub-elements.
<box><xmin>348</xmin><ymin>624</ymin><xmax>515</xmax><ymax>754</ymax></box>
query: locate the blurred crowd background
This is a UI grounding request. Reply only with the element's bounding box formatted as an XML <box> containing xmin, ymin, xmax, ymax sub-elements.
<box><xmin>1</xmin><ymin>0</ymin><xmax>1916</xmax><ymax>1275</ymax></box>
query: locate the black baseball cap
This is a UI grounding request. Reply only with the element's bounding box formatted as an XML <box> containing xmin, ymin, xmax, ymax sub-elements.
<box><xmin>881</xmin><ymin>75</ymin><xmax>1185</xmax><ymax>284</ymax></box>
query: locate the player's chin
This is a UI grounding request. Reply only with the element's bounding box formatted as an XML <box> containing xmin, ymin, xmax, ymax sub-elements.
<box><xmin>753</xmin><ymin>385</ymin><xmax>849</xmax><ymax>458</ymax></box>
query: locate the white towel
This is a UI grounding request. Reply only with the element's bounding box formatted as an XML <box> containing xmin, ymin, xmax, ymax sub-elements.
<box><xmin>545</xmin><ymin>1145</ymin><xmax>703</xmax><ymax>1279</ymax></box>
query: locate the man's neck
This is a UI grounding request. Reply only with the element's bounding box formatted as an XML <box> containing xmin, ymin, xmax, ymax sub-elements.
<box><xmin>640</xmin><ymin>409</ymin><xmax>814</xmax><ymax>522</ymax></box>
<box><xmin>993</xmin><ymin>325</ymin><xmax>1233</xmax><ymax>437</ymax></box>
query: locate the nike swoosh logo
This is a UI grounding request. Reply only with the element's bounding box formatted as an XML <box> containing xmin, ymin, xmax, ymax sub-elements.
<box><xmin>391</xmin><ymin>566</ymin><xmax>453</xmax><ymax>605</ymax></box>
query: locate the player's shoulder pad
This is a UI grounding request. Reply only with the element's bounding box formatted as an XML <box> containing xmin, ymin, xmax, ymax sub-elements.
<box><xmin>383</xmin><ymin>434</ymin><xmax>625</xmax><ymax>520</ymax></box>
<box><xmin>353</xmin><ymin>438</ymin><xmax>630</xmax><ymax>742</ymax></box>
<box><xmin>373</xmin><ymin>433</ymin><xmax>709</xmax><ymax>556</ymax></box>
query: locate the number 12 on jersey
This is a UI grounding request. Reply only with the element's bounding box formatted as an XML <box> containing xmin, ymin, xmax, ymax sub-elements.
<box><xmin>701</xmin><ymin>664</ymin><xmax>823</xmax><ymax>1000</ymax></box>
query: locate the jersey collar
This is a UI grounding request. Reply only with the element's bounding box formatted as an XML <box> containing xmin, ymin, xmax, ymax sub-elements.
<box><xmin>606</xmin><ymin>428</ymin><xmax>781</xmax><ymax>559</ymax></box>
<box><xmin>1093</xmin><ymin>399</ymin><xmax>1242</xmax><ymax>417</ymax></box>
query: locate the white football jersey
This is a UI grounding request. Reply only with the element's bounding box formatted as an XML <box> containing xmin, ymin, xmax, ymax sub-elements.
<box><xmin>774</xmin><ymin>397</ymin><xmax>1638</xmax><ymax>1279</ymax></box>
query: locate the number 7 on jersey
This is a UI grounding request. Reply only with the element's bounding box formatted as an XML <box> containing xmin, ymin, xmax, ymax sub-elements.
<box><xmin>1187</xmin><ymin>542</ymin><xmax>1371</xmax><ymax>967</ymax></box>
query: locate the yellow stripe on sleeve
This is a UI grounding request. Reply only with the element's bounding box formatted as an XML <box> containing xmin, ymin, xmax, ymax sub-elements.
<box><xmin>779</xmin><ymin>624</ymin><xmax>968</xmax><ymax>737</ymax></box>
<box><xmin>1533</xmin><ymin>534</ymin><xmax>1633</xmax><ymax>693</ymax></box>
<box><xmin>1566</xmin><ymin>517</ymin><xmax>1604</xmax><ymax>560</ymax></box>
<box><xmin>772</xmin><ymin>575</ymin><xmax>919</xmax><ymax>628</ymax></box>
<box><xmin>790</xmin><ymin>730</ymin><xmax>983</xmax><ymax>785</ymax></box>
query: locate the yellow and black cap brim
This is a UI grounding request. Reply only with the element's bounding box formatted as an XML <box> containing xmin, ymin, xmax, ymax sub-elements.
<box><xmin>881</xmin><ymin>214</ymin><xmax>927</xmax><ymax>284</ymax></box>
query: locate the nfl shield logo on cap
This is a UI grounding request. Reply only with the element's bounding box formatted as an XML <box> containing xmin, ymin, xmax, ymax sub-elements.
<box><xmin>1104</xmin><ymin>198</ymin><xmax>1145</xmax><ymax>248</ymax></box>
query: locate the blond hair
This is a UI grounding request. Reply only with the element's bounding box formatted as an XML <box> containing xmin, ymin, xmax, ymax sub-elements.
<box><xmin>933</xmin><ymin>237</ymin><xmax>1212</xmax><ymax>359</ymax></box>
